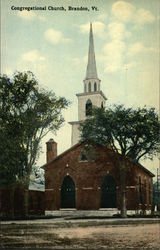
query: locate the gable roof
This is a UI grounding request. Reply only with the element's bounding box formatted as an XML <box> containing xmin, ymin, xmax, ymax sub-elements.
<box><xmin>42</xmin><ymin>141</ymin><xmax>155</xmax><ymax>177</ymax></box>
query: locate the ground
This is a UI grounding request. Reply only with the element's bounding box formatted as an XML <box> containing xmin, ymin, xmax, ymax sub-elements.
<box><xmin>0</xmin><ymin>218</ymin><xmax>160</xmax><ymax>249</ymax></box>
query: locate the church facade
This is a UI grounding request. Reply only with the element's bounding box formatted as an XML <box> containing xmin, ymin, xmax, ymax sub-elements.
<box><xmin>44</xmin><ymin>24</ymin><xmax>154</xmax><ymax>216</ymax></box>
<box><xmin>44</xmin><ymin>140</ymin><xmax>153</xmax><ymax>215</ymax></box>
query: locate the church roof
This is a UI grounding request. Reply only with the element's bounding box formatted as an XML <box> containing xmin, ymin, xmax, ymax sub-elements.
<box><xmin>42</xmin><ymin>141</ymin><xmax>154</xmax><ymax>177</ymax></box>
<box><xmin>85</xmin><ymin>23</ymin><xmax>98</xmax><ymax>79</ymax></box>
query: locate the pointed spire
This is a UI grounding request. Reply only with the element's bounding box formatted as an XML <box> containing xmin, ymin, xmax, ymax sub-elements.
<box><xmin>85</xmin><ymin>23</ymin><xmax>98</xmax><ymax>79</ymax></box>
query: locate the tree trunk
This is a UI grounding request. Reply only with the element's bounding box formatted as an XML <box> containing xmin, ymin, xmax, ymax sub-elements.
<box><xmin>23</xmin><ymin>181</ymin><xmax>29</xmax><ymax>217</ymax></box>
<box><xmin>9</xmin><ymin>184</ymin><xmax>15</xmax><ymax>218</ymax></box>
<box><xmin>120</xmin><ymin>163</ymin><xmax>127</xmax><ymax>218</ymax></box>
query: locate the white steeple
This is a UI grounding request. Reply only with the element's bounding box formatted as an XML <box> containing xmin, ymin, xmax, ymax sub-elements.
<box><xmin>86</xmin><ymin>23</ymin><xmax>98</xmax><ymax>79</ymax></box>
<box><xmin>69</xmin><ymin>23</ymin><xmax>107</xmax><ymax>146</ymax></box>
<box><xmin>83</xmin><ymin>22</ymin><xmax>101</xmax><ymax>94</ymax></box>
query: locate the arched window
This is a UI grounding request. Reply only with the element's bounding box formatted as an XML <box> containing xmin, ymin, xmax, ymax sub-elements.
<box><xmin>144</xmin><ymin>178</ymin><xmax>147</xmax><ymax>205</ymax></box>
<box><xmin>149</xmin><ymin>180</ymin><xmax>151</xmax><ymax>204</ymax></box>
<box><xmin>79</xmin><ymin>150</ymin><xmax>88</xmax><ymax>161</ymax></box>
<box><xmin>94</xmin><ymin>82</ymin><xmax>97</xmax><ymax>92</ymax></box>
<box><xmin>61</xmin><ymin>176</ymin><xmax>76</xmax><ymax>208</ymax></box>
<box><xmin>101</xmin><ymin>175</ymin><xmax>117</xmax><ymax>208</ymax></box>
<box><xmin>86</xmin><ymin>99</ymin><xmax>92</xmax><ymax>116</ymax></box>
<box><xmin>88</xmin><ymin>82</ymin><xmax>91</xmax><ymax>92</ymax></box>
<box><xmin>101</xmin><ymin>102</ymin><xmax>104</xmax><ymax>108</ymax></box>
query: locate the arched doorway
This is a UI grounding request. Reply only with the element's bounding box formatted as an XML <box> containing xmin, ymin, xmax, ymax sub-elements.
<box><xmin>61</xmin><ymin>176</ymin><xmax>76</xmax><ymax>208</ymax></box>
<box><xmin>101</xmin><ymin>175</ymin><xmax>117</xmax><ymax>208</ymax></box>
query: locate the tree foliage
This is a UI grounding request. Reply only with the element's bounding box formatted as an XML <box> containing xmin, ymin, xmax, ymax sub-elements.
<box><xmin>0</xmin><ymin>71</ymin><xmax>69</xmax><ymax>186</ymax></box>
<box><xmin>80</xmin><ymin>105</ymin><xmax>160</xmax><ymax>217</ymax></box>
<box><xmin>80</xmin><ymin>105</ymin><xmax>160</xmax><ymax>163</ymax></box>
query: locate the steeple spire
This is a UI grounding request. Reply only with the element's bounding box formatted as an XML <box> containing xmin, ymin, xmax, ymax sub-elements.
<box><xmin>85</xmin><ymin>23</ymin><xmax>98</xmax><ymax>79</ymax></box>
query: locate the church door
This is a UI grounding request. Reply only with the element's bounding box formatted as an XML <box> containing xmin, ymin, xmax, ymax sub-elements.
<box><xmin>61</xmin><ymin>176</ymin><xmax>76</xmax><ymax>208</ymax></box>
<box><xmin>101</xmin><ymin>175</ymin><xmax>117</xmax><ymax>208</ymax></box>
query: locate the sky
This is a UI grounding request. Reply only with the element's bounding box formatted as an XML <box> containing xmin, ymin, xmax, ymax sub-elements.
<box><xmin>1</xmin><ymin>0</ymin><xmax>160</xmax><ymax>177</ymax></box>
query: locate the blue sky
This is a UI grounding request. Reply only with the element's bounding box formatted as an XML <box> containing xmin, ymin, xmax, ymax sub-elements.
<box><xmin>1</xmin><ymin>0</ymin><xmax>160</xmax><ymax>176</ymax></box>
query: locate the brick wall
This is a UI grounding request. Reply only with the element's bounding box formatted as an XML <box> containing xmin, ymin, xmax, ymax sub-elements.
<box><xmin>45</xmin><ymin>143</ymin><xmax>153</xmax><ymax>211</ymax></box>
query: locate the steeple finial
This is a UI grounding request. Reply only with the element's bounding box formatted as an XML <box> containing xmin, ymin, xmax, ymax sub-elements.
<box><xmin>85</xmin><ymin>22</ymin><xmax>98</xmax><ymax>79</ymax></box>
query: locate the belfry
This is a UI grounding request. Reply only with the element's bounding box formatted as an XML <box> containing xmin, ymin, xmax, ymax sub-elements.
<box><xmin>69</xmin><ymin>23</ymin><xmax>107</xmax><ymax>145</ymax></box>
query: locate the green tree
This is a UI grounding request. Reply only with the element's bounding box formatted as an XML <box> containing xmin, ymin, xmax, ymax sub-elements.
<box><xmin>0</xmin><ymin>71</ymin><xmax>69</xmax><ymax>216</ymax></box>
<box><xmin>80</xmin><ymin>105</ymin><xmax>160</xmax><ymax>217</ymax></box>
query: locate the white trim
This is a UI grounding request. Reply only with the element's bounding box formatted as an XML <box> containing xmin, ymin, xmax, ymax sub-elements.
<box><xmin>82</xmin><ymin>187</ymin><xmax>93</xmax><ymax>190</ymax></box>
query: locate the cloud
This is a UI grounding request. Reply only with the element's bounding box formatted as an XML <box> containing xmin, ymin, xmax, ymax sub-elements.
<box><xmin>128</xmin><ymin>42</ymin><xmax>156</xmax><ymax>56</ymax></box>
<box><xmin>22</xmin><ymin>50</ymin><xmax>46</xmax><ymax>62</ymax></box>
<box><xmin>128</xmin><ymin>42</ymin><xmax>145</xmax><ymax>56</ymax></box>
<box><xmin>17</xmin><ymin>10</ymin><xmax>46</xmax><ymax>22</ymax></box>
<box><xmin>44</xmin><ymin>28</ymin><xmax>71</xmax><ymax>44</ymax></box>
<box><xmin>17</xmin><ymin>11</ymin><xmax>36</xmax><ymax>20</ymax></box>
<box><xmin>17</xmin><ymin>50</ymin><xmax>47</xmax><ymax>81</ymax></box>
<box><xmin>111</xmin><ymin>1</ymin><xmax>155</xmax><ymax>26</ymax></box>
<box><xmin>134</xmin><ymin>9</ymin><xmax>155</xmax><ymax>25</ymax></box>
<box><xmin>2</xmin><ymin>50</ymin><xmax>47</xmax><ymax>79</ymax></box>
<box><xmin>112</xmin><ymin>1</ymin><xmax>135</xmax><ymax>22</ymax></box>
<box><xmin>80</xmin><ymin>21</ymin><xmax>105</xmax><ymax>37</ymax></box>
<box><xmin>103</xmin><ymin>40</ymin><xmax>125</xmax><ymax>73</ymax></box>
<box><xmin>108</xmin><ymin>22</ymin><xmax>131</xmax><ymax>41</ymax></box>
<box><xmin>103</xmin><ymin>2</ymin><xmax>156</xmax><ymax>73</ymax></box>
<box><xmin>102</xmin><ymin>21</ymin><xmax>131</xmax><ymax>73</ymax></box>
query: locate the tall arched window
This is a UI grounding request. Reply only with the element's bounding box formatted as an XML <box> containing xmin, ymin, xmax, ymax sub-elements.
<box><xmin>86</xmin><ymin>99</ymin><xmax>92</xmax><ymax>116</ymax></box>
<box><xmin>144</xmin><ymin>178</ymin><xmax>147</xmax><ymax>205</ymax></box>
<box><xmin>79</xmin><ymin>150</ymin><xmax>88</xmax><ymax>161</ymax></box>
<box><xmin>88</xmin><ymin>82</ymin><xmax>91</xmax><ymax>92</ymax></box>
<box><xmin>101</xmin><ymin>102</ymin><xmax>104</xmax><ymax>108</ymax></box>
<box><xmin>149</xmin><ymin>180</ymin><xmax>151</xmax><ymax>204</ymax></box>
<box><xmin>94</xmin><ymin>82</ymin><xmax>97</xmax><ymax>92</ymax></box>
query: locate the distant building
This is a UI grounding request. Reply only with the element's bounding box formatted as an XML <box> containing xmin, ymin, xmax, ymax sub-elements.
<box><xmin>43</xmin><ymin>24</ymin><xmax>154</xmax><ymax>216</ymax></box>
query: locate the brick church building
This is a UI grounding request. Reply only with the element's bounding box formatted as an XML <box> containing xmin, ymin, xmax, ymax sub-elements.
<box><xmin>43</xmin><ymin>23</ymin><xmax>154</xmax><ymax>216</ymax></box>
